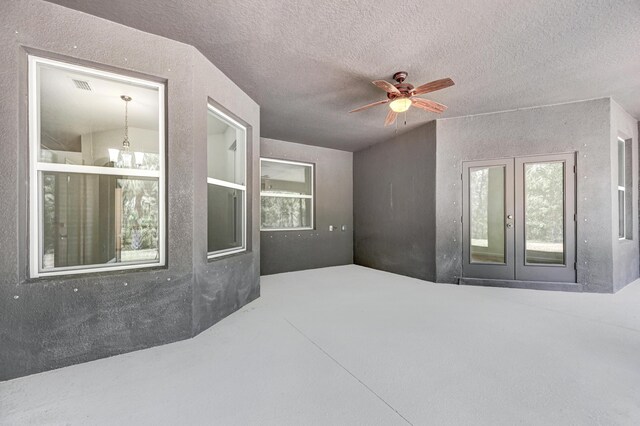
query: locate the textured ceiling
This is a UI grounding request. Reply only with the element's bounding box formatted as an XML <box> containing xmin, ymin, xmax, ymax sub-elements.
<box><xmin>46</xmin><ymin>0</ymin><xmax>640</xmax><ymax>151</ymax></box>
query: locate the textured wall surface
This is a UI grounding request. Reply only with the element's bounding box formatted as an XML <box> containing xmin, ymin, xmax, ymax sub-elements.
<box><xmin>610</xmin><ymin>100</ymin><xmax>639</xmax><ymax>292</ymax></box>
<box><xmin>436</xmin><ymin>99</ymin><xmax>615</xmax><ymax>292</ymax></box>
<box><xmin>353</xmin><ymin>123</ymin><xmax>437</xmax><ymax>281</ymax></box>
<box><xmin>0</xmin><ymin>0</ymin><xmax>259</xmax><ymax>381</ymax></box>
<box><xmin>260</xmin><ymin>138</ymin><xmax>353</xmax><ymax>275</ymax></box>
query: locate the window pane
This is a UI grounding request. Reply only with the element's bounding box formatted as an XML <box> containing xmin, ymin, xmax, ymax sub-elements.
<box><xmin>619</xmin><ymin>137</ymin><xmax>632</xmax><ymax>240</ymax></box>
<box><xmin>524</xmin><ymin>162</ymin><xmax>565</xmax><ymax>265</ymax></box>
<box><xmin>261</xmin><ymin>161</ymin><xmax>312</xmax><ymax>195</ymax></box>
<box><xmin>261</xmin><ymin>196</ymin><xmax>312</xmax><ymax>229</ymax></box>
<box><xmin>37</xmin><ymin>61</ymin><xmax>160</xmax><ymax>170</ymax></box>
<box><xmin>207</xmin><ymin>110</ymin><xmax>245</xmax><ymax>185</ymax></box>
<box><xmin>618</xmin><ymin>189</ymin><xmax>625</xmax><ymax>239</ymax></box>
<box><xmin>618</xmin><ymin>139</ymin><xmax>625</xmax><ymax>187</ymax></box>
<box><xmin>41</xmin><ymin>172</ymin><xmax>159</xmax><ymax>270</ymax></box>
<box><xmin>469</xmin><ymin>166</ymin><xmax>505</xmax><ymax>263</ymax></box>
<box><xmin>208</xmin><ymin>184</ymin><xmax>243</xmax><ymax>253</ymax></box>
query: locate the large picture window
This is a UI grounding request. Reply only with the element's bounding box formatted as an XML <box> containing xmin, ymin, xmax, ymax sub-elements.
<box><xmin>260</xmin><ymin>159</ymin><xmax>314</xmax><ymax>230</ymax></box>
<box><xmin>207</xmin><ymin>105</ymin><xmax>246</xmax><ymax>258</ymax></box>
<box><xmin>29</xmin><ymin>56</ymin><xmax>165</xmax><ymax>277</ymax></box>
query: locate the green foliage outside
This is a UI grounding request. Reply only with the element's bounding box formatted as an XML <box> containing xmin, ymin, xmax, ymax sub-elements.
<box><xmin>118</xmin><ymin>178</ymin><xmax>159</xmax><ymax>252</ymax></box>
<box><xmin>470</xmin><ymin>163</ymin><xmax>563</xmax><ymax>244</ymax></box>
<box><xmin>261</xmin><ymin>196</ymin><xmax>309</xmax><ymax>229</ymax></box>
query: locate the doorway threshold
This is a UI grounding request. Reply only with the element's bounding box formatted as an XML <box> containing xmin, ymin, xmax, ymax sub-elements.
<box><xmin>459</xmin><ymin>277</ymin><xmax>583</xmax><ymax>292</ymax></box>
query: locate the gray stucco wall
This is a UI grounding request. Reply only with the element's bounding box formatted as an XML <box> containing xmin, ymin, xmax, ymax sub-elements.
<box><xmin>353</xmin><ymin>99</ymin><xmax>630</xmax><ymax>293</ymax></box>
<box><xmin>0</xmin><ymin>0</ymin><xmax>260</xmax><ymax>381</ymax></box>
<box><xmin>436</xmin><ymin>98</ymin><xmax>615</xmax><ymax>292</ymax></box>
<box><xmin>353</xmin><ymin>122</ymin><xmax>437</xmax><ymax>281</ymax></box>
<box><xmin>610</xmin><ymin>100</ymin><xmax>639</xmax><ymax>292</ymax></box>
<box><xmin>260</xmin><ymin>138</ymin><xmax>353</xmax><ymax>275</ymax></box>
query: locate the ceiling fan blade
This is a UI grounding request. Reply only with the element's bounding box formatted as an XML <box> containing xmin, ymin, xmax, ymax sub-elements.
<box><xmin>372</xmin><ymin>80</ymin><xmax>401</xmax><ymax>94</ymax></box>
<box><xmin>384</xmin><ymin>109</ymin><xmax>398</xmax><ymax>127</ymax></box>
<box><xmin>412</xmin><ymin>98</ymin><xmax>447</xmax><ymax>113</ymax></box>
<box><xmin>412</xmin><ymin>78</ymin><xmax>454</xmax><ymax>96</ymax></box>
<box><xmin>349</xmin><ymin>99</ymin><xmax>389</xmax><ymax>113</ymax></box>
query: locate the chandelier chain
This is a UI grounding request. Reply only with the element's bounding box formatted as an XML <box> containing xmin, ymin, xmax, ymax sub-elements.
<box><xmin>122</xmin><ymin>95</ymin><xmax>131</xmax><ymax>148</ymax></box>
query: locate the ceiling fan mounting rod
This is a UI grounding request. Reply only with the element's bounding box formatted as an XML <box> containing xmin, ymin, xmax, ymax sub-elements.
<box><xmin>393</xmin><ymin>71</ymin><xmax>408</xmax><ymax>83</ymax></box>
<box><xmin>386</xmin><ymin>71</ymin><xmax>414</xmax><ymax>99</ymax></box>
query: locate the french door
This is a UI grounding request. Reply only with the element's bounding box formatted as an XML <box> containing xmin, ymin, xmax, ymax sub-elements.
<box><xmin>462</xmin><ymin>153</ymin><xmax>576</xmax><ymax>283</ymax></box>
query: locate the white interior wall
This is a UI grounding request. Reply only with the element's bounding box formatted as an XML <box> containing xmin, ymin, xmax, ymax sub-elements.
<box><xmin>81</xmin><ymin>127</ymin><xmax>159</xmax><ymax>166</ymax></box>
<box><xmin>207</xmin><ymin>125</ymin><xmax>245</xmax><ymax>184</ymax></box>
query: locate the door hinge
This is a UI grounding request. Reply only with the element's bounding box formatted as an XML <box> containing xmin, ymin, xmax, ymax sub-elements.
<box><xmin>573</xmin><ymin>164</ymin><xmax>576</xmax><ymax>174</ymax></box>
<box><xmin>573</xmin><ymin>213</ymin><xmax>576</xmax><ymax>222</ymax></box>
<box><xmin>574</xmin><ymin>262</ymin><xmax>577</xmax><ymax>270</ymax></box>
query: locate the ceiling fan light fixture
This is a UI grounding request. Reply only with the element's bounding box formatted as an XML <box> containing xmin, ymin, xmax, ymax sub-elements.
<box><xmin>389</xmin><ymin>97</ymin><xmax>412</xmax><ymax>113</ymax></box>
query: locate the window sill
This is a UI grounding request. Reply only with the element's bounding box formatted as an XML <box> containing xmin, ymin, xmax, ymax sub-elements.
<box><xmin>29</xmin><ymin>261</ymin><xmax>166</xmax><ymax>280</ymax></box>
<box><xmin>207</xmin><ymin>247</ymin><xmax>247</xmax><ymax>261</ymax></box>
<box><xmin>261</xmin><ymin>228</ymin><xmax>315</xmax><ymax>232</ymax></box>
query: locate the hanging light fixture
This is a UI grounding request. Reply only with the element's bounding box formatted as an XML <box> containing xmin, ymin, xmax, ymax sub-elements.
<box><xmin>389</xmin><ymin>97</ymin><xmax>412</xmax><ymax>113</ymax></box>
<box><xmin>117</xmin><ymin>95</ymin><xmax>134</xmax><ymax>168</ymax></box>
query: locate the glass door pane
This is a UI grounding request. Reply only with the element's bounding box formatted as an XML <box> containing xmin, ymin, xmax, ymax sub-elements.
<box><xmin>515</xmin><ymin>153</ymin><xmax>575</xmax><ymax>283</ymax></box>
<box><xmin>524</xmin><ymin>162</ymin><xmax>565</xmax><ymax>265</ymax></box>
<box><xmin>469</xmin><ymin>166</ymin><xmax>505</xmax><ymax>264</ymax></box>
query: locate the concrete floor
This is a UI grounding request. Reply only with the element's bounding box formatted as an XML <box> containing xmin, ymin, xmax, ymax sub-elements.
<box><xmin>2</xmin><ymin>265</ymin><xmax>640</xmax><ymax>425</ymax></box>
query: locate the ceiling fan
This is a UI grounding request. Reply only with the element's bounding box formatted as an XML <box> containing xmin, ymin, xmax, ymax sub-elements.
<box><xmin>349</xmin><ymin>72</ymin><xmax>454</xmax><ymax>126</ymax></box>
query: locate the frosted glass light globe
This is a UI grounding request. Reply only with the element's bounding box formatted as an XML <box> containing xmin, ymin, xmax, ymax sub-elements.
<box><xmin>389</xmin><ymin>98</ymin><xmax>412</xmax><ymax>113</ymax></box>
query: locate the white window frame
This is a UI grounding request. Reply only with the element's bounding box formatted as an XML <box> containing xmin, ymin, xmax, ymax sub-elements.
<box><xmin>28</xmin><ymin>55</ymin><xmax>166</xmax><ymax>278</ymax></box>
<box><xmin>618</xmin><ymin>136</ymin><xmax>626</xmax><ymax>240</ymax></box>
<box><xmin>207</xmin><ymin>104</ymin><xmax>247</xmax><ymax>259</ymax></box>
<box><xmin>260</xmin><ymin>158</ymin><xmax>314</xmax><ymax>231</ymax></box>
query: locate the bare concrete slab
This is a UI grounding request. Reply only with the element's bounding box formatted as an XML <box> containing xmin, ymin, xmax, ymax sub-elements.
<box><xmin>2</xmin><ymin>265</ymin><xmax>639</xmax><ymax>425</ymax></box>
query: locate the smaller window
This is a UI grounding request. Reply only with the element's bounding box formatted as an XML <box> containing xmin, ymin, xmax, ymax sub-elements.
<box><xmin>618</xmin><ymin>136</ymin><xmax>633</xmax><ymax>240</ymax></box>
<box><xmin>618</xmin><ymin>138</ymin><xmax>625</xmax><ymax>239</ymax></box>
<box><xmin>260</xmin><ymin>159</ymin><xmax>314</xmax><ymax>231</ymax></box>
<box><xmin>207</xmin><ymin>105</ymin><xmax>247</xmax><ymax>258</ymax></box>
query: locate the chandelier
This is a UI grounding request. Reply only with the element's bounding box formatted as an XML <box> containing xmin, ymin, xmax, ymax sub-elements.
<box><xmin>117</xmin><ymin>95</ymin><xmax>134</xmax><ymax>168</ymax></box>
